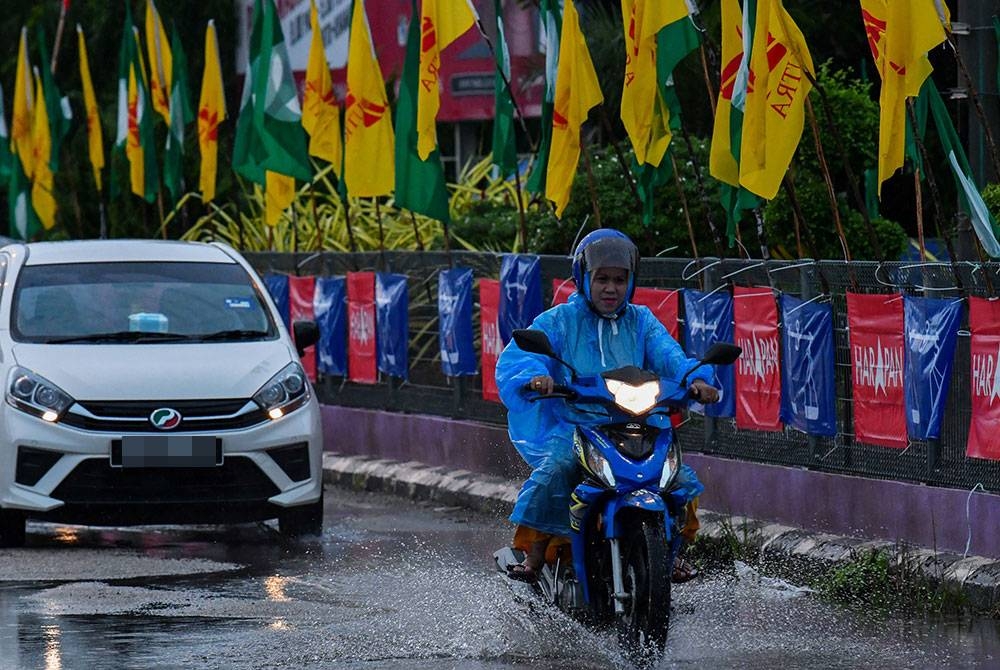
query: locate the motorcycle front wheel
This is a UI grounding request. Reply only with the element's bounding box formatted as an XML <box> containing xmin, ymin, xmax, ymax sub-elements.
<box><xmin>616</xmin><ymin>514</ymin><xmax>671</xmax><ymax>664</ymax></box>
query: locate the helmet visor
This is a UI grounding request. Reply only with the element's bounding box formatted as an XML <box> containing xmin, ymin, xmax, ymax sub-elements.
<box><xmin>583</xmin><ymin>237</ymin><xmax>637</xmax><ymax>273</ymax></box>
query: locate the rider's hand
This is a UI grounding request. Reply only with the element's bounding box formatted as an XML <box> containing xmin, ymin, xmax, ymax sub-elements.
<box><xmin>689</xmin><ymin>379</ymin><xmax>720</xmax><ymax>404</ymax></box>
<box><xmin>529</xmin><ymin>375</ymin><xmax>556</xmax><ymax>395</ymax></box>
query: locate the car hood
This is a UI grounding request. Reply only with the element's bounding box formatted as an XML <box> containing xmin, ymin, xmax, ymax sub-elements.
<box><xmin>10</xmin><ymin>340</ymin><xmax>298</xmax><ymax>400</ymax></box>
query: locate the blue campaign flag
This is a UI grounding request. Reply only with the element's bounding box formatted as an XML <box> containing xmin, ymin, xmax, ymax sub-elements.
<box><xmin>683</xmin><ymin>289</ymin><xmax>735</xmax><ymax>418</ymax></box>
<box><xmin>376</xmin><ymin>273</ymin><xmax>409</xmax><ymax>379</ymax></box>
<box><xmin>779</xmin><ymin>295</ymin><xmax>837</xmax><ymax>437</ymax></box>
<box><xmin>314</xmin><ymin>276</ymin><xmax>347</xmax><ymax>376</ymax></box>
<box><xmin>438</xmin><ymin>267</ymin><xmax>477</xmax><ymax>377</ymax></box>
<box><xmin>904</xmin><ymin>296</ymin><xmax>961</xmax><ymax>440</ymax></box>
<box><xmin>499</xmin><ymin>254</ymin><xmax>543</xmax><ymax>345</ymax></box>
<box><xmin>263</xmin><ymin>273</ymin><xmax>290</xmax><ymax>330</ymax></box>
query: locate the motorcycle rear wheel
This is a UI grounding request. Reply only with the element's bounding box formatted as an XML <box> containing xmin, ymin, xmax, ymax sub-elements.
<box><xmin>616</xmin><ymin>515</ymin><xmax>671</xmax><ymax>664</ymax></box>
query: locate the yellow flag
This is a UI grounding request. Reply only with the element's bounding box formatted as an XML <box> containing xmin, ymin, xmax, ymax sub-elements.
<box><xmin>198</xmin><ymin>20</ymin><xmax>226</xmax><ymax>203</ymax></box>
<box><xmin>302</xmin><ymin>0</ymin><xmax>343</xmax><ymax>169</ymax></box>
<box><xmin>145</xmin><ymin>0</ymin><xmax>173</xmax><ymax>124</ymax></box>
<box><xmin>860</xmin><ymin>0</ymin><xmax>948</xmax><ymax>193</ymax></box>
<box><xmin>709</xmin><ymin>0</ymin><xmax>742</xmax><ymax>186</ymax></box>
<box><xmin>344</xmin><ymin>0</ymin><xmax>394</xmax><ymax>197</ymax></box>
<box><xmin>620</xmin><ymin>0</ymin><xmax>685</xmax><ymax>166</ymax></box>
<box><xmin>266</xmin><ymin>171</ymin><xmax>296</xmax><ymax>226</ymax></box>
<box><xmin>739</xmin><ymin>0</ymin><xmax>814</xmax><ymax>200</ymax></box>
<box><xmin>77</xmin><ymin>25</ymin><xmax>105</xmax><ymax>193</ymax></box>
<box><xmin>127</xmin><ymin>30</ymin><xmax>148</xmax><ymax>199</ymax></box>
<box><xmin>30</xmin><ymin>70</ymin><xmax>56</xmax><ymax>230</ymax></box>
<box><xmin>416</xmin><ymin>0</ymin><xmax>475</xmax><ymax>159</ymax></box>
<box><xmin>546</xmin><ymin>0</ymin><xmax>603</xmax><ymax>218</ymax></box>
<box><xmin>11</xmin><ymin>28</ymin><xmax>34</xmax><ymax>177</ymax></box>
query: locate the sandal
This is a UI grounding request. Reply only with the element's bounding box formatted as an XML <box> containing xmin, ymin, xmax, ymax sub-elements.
<box><xmin>672</xmin><ymin>558</ymin><xmax>699</xmax><ymax>583</ymax></box>
<box><xmin>506</xmin><ymin>563</ymin><xmax>539</xmax><ymax>584</ymax></box>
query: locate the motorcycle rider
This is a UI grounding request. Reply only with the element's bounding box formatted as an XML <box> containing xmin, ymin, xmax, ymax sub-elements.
<box><xmin>496</xmin><ymin>228</ymin><xmax>720</xmax><ymax>583</ymax></box>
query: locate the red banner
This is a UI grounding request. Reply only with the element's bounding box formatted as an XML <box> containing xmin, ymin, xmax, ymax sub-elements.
<box><xmin>347</xmin><ymin>272</ymin><xmax>377</xmax><ymax>384</ymax></box>
<box><xmin>633</xmin><ymin>287</ymin><xmax>680</xmax><ymax>341</ymax></box>
<box><xmin>288</xmin><ymin>275</ymin><xmax>317</xmax><ymax>380</ymax></box>
<box><xmin>733</xmin><ymin>286</ymin><xmax>782</xmax><ymax>431</ymax></box>
<box><xmin>552</xmin><ymin>278</ymin><xmax>575</xmax><ymax>306</ymax></box>
<box><xmin>480</xmin><ymin>279</ymin><xmax>502</xmax><ymax>402</ymax></box>
<box><xmin>847</xmin><ymin>292</ymin><xmax>906</xmax><ymax>448</ymax></box>
<box><xmin>968</xmin><ymin>297</ymin><xmax>1000</xmax><ymax>459</ymax></box>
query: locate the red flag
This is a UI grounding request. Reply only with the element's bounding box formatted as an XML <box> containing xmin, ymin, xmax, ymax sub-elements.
<box><xmin>480</xmin><ymin>279</ymin><xmax>502</xmax><ymax>402</ymax></box>
<box><xmin>633</xmin><ymin>287</ymin><xmax>680</xmax><ymax>341</ymax></box>
<box><xmin>288</xmin><ymin>275</ymin><xmax>317</xmax><ymax>381</ymax></box>
<box><xmin>347</xmin><ymin>272</ymin><xmax>377</xmax><ymax>384</ymax></box>
<box><xmin>967</xmin><ymin>297</ymin><xmax>1000</xmax><ymax>460</ymax></box>
<box><xmin>552</xmin><ymin>278</ymin><xmax>575</xmax><ymax>306</ymax></box>
<box><xmin>847</xmin><ymin>292</ymin><xmax>906</xmax><ymax>448</ymax></box>
<box><xmin>734</xmin><ymin>286</ymin><xmax>782</xmax><ymax>431</ymax></box>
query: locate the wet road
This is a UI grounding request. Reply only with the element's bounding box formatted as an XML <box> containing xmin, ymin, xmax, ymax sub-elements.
<box><xmin>1</xmin><ymin>485</ymin><xmax>999</xmax><ymax>669</ymax></box>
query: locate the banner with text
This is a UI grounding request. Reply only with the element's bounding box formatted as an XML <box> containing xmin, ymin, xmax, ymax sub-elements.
<box><xmin>968</xmin><ymin>297</ymin><xmax>1000</xmax><ymax>459</ymax></box>
<box><xmin>314</xmin><ymin>276</ymin><xmax>347</xmax><ymax>376</ymax></box>
<box><xmin>634</xmin><ymin>287</ymin><xmax>681</xmax><ymax>341</ymax></box>
<box><xmin>480</xmin><ymin>279</ymin><xmax>502</xmax><ymax>402</ymax></box>
<box><xmin>904</xmin><ymin>296</ymin><xmax>961</xmax><ymax>440</ymax></box>
<box><xmin>847</xmin><ymin>292</ymin><xmax>906</xmax><ymax>448</ymax></box>
<box><xmin>779</xmin><ymin>295</ymin><xmax>836</xmax><ymax>437</ymax></box>
<box><xmin>439</xmin><ymin>268</ymin><xmax>477</xmax><ymax>377</ymax></box>
<box><xmin>499</xmin><ymin>254</ymin><xmax>543</xmax><ymax>345</ymax></box>
<box><xmin>683</xmin><ymin>289</ymin><xmax>735</xmax><ymax>418</ymax></box>
<box><xmin>347</xmin><ymin>272</ymin><xmax>377</xmax><ymax>384</ymax></box>
<box><xmin>376</xmin><ymin>273</ymin><xmax>409</xmax><ymax>379</ymax></box>
<box><xmin>263</xmin><ymin>273</ymin><xmax>290</xmax><ymax>329</ymax></box>
<box><xmin>289</xmin><ymin>275</ymin><xmax>317</xmax><ymax>380</ymax></box>
<box><xmin>734</xmin><ymin>286</ymin><xmax>782</xmax><ymax>431</ymax></box>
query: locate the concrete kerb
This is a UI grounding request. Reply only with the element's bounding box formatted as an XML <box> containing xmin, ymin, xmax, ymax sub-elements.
<box><xmin>323</xmin><ymin>452</ymin><xmax>1000</xmax><ymax>612</ymax></box>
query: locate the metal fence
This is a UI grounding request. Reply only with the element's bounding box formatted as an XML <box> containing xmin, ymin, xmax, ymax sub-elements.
<box><xmin>248</xmin><ymin>251</ymin><xmax>1000</xmax><ymax>495</ymax></box>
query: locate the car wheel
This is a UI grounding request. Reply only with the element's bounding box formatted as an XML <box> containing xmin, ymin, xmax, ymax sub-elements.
<box><xmin>0</xmin><ymin>510</ymin><xmax>26</xmax><ymax>548</ymax></box>
<box><xmin>278</xmin><ymin>488</ymin><xmax>324</xmax><ymax>537</ymax></box>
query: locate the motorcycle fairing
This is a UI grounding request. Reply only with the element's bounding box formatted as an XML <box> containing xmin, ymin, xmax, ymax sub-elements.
<box><xmin>576</xmin><ymin>425</ymin><xmax>669</xmax><ymax>489</ymax></box>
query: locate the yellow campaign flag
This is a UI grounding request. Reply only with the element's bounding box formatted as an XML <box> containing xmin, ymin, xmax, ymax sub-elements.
<box><xmin>145</xmin><ymin>0</ymin><xmax>173</xmax><ymax>124</ymax></box>
<box><xmin>738</xmin><ymin>0</ymin><xmax>814</xmax><ymax>200</ymax></box>
<box><xmin>198</xmin><ymin>20</ymin><xmax>226</xmax><ymax>203</ymax></box>
<box><xmin>545</xmin><ymin>0</ymin><xmax>604</xmax><ymax>219</ymax></box>
<box><xmin>302</xmin><ymin>0</ymin><xmax>343</xmax><ymax>169</ymax></box>
<box><xmin>77</xmin><ymin>25</ymin><xmax>105</xmax><ymax>193</ymax></box>
<box><xmin>127</xmin><ymin>31</ymin><xmax>147</xmax><ymax>199</ymax></box>
<box><xmin>266</xmin><ymin>171</ymin><xmax>296</xmax><ymax>226</ymax></box>
<box><xmin>343</xmin><ymin>0</ymin><xmax>394</xmax><ymax>197</ymax></box>
<box><xmin>709</xmin><ymin>0</ymin><xmax>742</xmax><ymax>186</ymax></box>
<box><xmin>416</xmin><ymin>0</ymin><xmax>475</xmax><ymax>159</ymax></box>
<box><xmin>30</xmin><ymin>70</ymin><xmax>56</xmax><ymax>230</ymax></box>
<box><xmin>860</xmin><ymin>0</ymin><xmax>947</xmax><ymax>192</ymax></box>
<box><xmin>620</xmin><ymin>0</ymin><xmax>685</xmax><ymax>166</ymax></box>
<box><xmin>11</xmin><ymin>28</ymin><xmax>34</xmax><ymax>177</ymax></box>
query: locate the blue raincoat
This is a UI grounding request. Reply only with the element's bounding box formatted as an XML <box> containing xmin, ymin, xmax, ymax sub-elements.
<box><xmin>496</xmin><ymin>293</ymin><xmax>712</xmax><ymax>536</ymax></box>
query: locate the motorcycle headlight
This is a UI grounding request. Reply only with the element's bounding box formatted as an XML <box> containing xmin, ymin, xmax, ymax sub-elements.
<box><xmin>575</xmin><ymin>431</ymin><xmax>616</xmax><ymax>488</ymax></box>
<box><xmin>605</xmin><ymin>378</ymin><xmax>660</xmax><ymax>415</ymax></box>
<box><xmin>658</xmin><ymin>444</ymin><xmax>681</xmax><ymax>490</ymax></box>
<box><xmin>6</xmin><ymin>366</ymin><xmax>75</xmax><ymax>422</ymax></box>
<box><xmin>253</xmin><ymin>362</ymin><xmax>310</xmax><ymax>419</ymax></box>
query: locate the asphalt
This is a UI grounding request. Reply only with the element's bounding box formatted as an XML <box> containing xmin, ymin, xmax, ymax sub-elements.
<box><xmin>323</xmin><ymin>452</ymin><xmax>1000</xmax><ymax>613</ymax></box>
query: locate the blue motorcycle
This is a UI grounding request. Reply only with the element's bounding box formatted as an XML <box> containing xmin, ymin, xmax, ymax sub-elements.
<box><xmin>494</xmin><ymin>328</ymin><xmax>740</xmax><ymax>662</ymax></box>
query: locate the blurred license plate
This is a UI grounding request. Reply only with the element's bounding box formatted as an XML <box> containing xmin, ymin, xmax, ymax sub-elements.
<box><xmin>117</xmin><ymin>436</ymin><xmax>220</xmax><ymax>468</ymax></box>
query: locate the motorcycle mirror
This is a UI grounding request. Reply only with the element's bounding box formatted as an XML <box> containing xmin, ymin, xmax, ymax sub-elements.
<box><xmin>512</xmin><ymin>328</ymin><xmax>580</xmax><ymax>379</ymax></box>
<box><xmin>681</xmin><ymin>343</ymin><xmax>742</xmax><ymax>387</ymax></box>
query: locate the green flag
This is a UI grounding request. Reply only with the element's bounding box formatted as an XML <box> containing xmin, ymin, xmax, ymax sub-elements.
<box><xmin>35</xmin><ymin>27</ymin><xmax>71</xmax><ymax>174</ymax></box>
<box><xmin>233</xmin><ymin>0</ymin><xmax>311</xmax><ymax>185</ymax></box>
<box><xmin>525</xmin><ymin>0</ymin><xmax>561</xmax><ymax>194</ymax></box>
<box><xmin>994</xmin><ymin>16</ymin><xmax>1000</xmax><ymax>93</ymax></box>
<box><xmin>927</xmin><ymin>83</ymin><xmax>1000</xmax><ymax>257</ymax></box>
<box><xmin>9</xmin><ymin>157</ymin><xmax>40</xmax><ymax>240</ymax></box>
<box><xmin>0</xmin><ymin>84</ymin><xmax>10</xmax><ymax>183</ymax></box>
<box><xmin>491</xmin><ymin>0</ymin><xmax>517</xmax><ymax>179</ymax></box>
<box><xmin>111</xmin><ymin>1</ymin><xmax>134</xmax><ymax>199</ymax></box>
<box><xmin>164</xmin><ymin>26</ymin><xmax>194</xmax><ymax>203</ymax></box>
<box><xmin>904</xmin><ymin>80</ymin><xmax>930</xmax><ymax>175</ymax></box>
<box><xmin>393</xmin><ymin>0</ymin><xmax>451</xmax><ymax>223</ymax></box>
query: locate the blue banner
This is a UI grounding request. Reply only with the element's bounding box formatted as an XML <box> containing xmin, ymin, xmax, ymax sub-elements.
<box><xmin>683</xmin><ymin>289</ymin><xmax>735</xmax><ymax>418</ymax></box>
<box><xmin>314</xmin><ymin>276</ymin><xmax>347</xmax><ymax>376</ymax></box>
<box><xmin>499</xmin><ymin>254</ymin><xmax>543</xmax><ymax>345</ymax></box>
<box><xmin>263</xmin><ymin>273</ymin><xmax>290</xmax><ymax>330</ymax></box>
<box><xmin>438</xmin><ymin>267</ymin><xmax>477</xmax><ymax>377</ymax></box>
<box><xmin>779</xmin><ymin>295</ymin><xmax>837</xmax><ymax>437</ymax></box>
<box><xmin>376</xmin><ymin>273</ymin><xmax>409</xmax><ymax>379</ymax></box>
<box><xmin>904</xmin><ymin>296</ymin><xmax>961</xmax><ymax>440</ymax></box>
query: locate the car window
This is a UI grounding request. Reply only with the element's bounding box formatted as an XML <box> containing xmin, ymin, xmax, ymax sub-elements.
<box><xmin>11</xmin><ymin>261</ymin><xmax>278</xmax><ymax>343</ymax></box>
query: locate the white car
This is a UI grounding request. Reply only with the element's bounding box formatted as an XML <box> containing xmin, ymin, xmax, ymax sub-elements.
<box><xmin>0</xmin><ymin>240</ymin><xmax>324</xmax><ymax>546</ymax></box>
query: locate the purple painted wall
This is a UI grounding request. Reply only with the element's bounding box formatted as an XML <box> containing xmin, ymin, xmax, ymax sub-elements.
<box><xmin>322</xmin><ymin>405</ymin><xmax>1000</xmax><ymax>558</ymax></box>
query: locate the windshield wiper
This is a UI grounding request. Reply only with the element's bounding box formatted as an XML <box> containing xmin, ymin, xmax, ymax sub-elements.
<box><xmin>196</xmin><ymin>329</ymin><xmax>270</xmax><ymax>342</ymax></box>
<box><xmin>42</xmin><ymin>331</ymin><xmax>197</xmax><ymax>344</ymax></box>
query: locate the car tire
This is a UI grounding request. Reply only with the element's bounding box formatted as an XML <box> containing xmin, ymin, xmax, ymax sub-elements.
<box><xmin>0</xmin><ymin>510</ymin><xmax>26</xmax><ymax>548</ymax></box>
<box><xmin>278</xmin><ymin>488</ymin><xmax>324</xmax><ymax>537</ymax></box>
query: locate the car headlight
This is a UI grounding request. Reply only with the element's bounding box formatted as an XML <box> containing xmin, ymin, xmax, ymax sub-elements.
<box><xmin>575</xmin><ymin>431</ymin><xmax>616</xmax><ymax>488</ymax></box>
<box><xmin>253</xmin><ymin>362</ymin><xmax>310</xmax><ymax>419</ymax></box>
<box><xmin>605</xmin><ymin>378</ymin><xmax>660</xmax><ymax>415</ymax></box>
<box><xmin>658</xmin><ymin>444</ymin><xmax>680</xmax><ymax>490</ymax></box>
<box><xmin>6</xmin><ymin>366</ymin><xmax>75</xmax><ymax>422</ymax></box>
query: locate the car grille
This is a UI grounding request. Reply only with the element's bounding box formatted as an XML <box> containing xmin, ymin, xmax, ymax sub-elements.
<box><xmin>61</xmin><ymin>398</ymin><xmax>267</xmax><ymax>433</ymax></box>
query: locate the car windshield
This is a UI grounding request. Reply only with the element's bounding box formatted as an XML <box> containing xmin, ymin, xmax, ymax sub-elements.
<box><xmin>11</xmin><ymin>261</ymin><xmax>278</xmax><ymax>344</ymax></box>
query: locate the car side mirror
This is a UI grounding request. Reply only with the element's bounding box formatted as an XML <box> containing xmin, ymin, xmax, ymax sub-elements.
<box><xmin>293</xmin><ymin>320</ymin><xmax>320</xmax><ymax>356</ymax></box>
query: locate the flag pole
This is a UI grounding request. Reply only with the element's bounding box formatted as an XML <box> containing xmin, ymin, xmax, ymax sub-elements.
<box><xmin>50</xmin><ymin>0</ymin><xmax>69</xmax><ymax>74</ymax></box>
<box><xmin>374</xmin><ymin>198</ymin><xmax>386</xmax><ymax>269</ymax></box>
<box><xmin>343</xmin><ymin>196</ymin><xmax>357</xmax><ymax>253</ymax></box>
<box><xmin>677</xmin><ymin>122</ymin><xmax>725</xmax><ymax>258</ymax></box>
<box><xmin>408</xmin><ymin>211</ymin><xmax>424</xmax><ymax>251</ymax></box>
<box><xmin>472</xmin><ymin>15</ymin><xmax>537</xmax><ymax>152</ymax></box>
<box><xmin>804</xmin><ymin>98</ymin><xmax>851</xmax><ymax>262</ymax></box>
<box><xmin>669</xmin><ymin>152</ymin><xmax>699</xmax><ymax>262</ymax></box>
<box><xmin>512</xmin><ymin>162</ymin><xmax>528</xmax><ymax>253</ymax></box>
<box><xmin>947</xmin><ymin>37</ymin><xmax>1000</xmax><ymax>179</ymax></box>
<box><xmin>580</xmin><ymin>143</ymin><xmax>602</xmax><ymax>228</ymax></box>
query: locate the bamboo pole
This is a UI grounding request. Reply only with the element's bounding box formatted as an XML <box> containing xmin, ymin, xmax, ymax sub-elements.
<box><xmin>805</xmin><ymin>98</ymin><xmax>851</xmax><ymax>262</ymax></box>
<box><xmin>669</xmin><ymin>152</ymin><xmax>698</xmax><ymax>261</ymax></box>
<box><xmin>580</xmin><ymin>143</ymin><xmax>603</xmax><ymax>229</ymax></box>
<box><xmin>948</xmin><ymin>36</ymin><xmax>1000</xmax><ymax>179</ymax></box>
